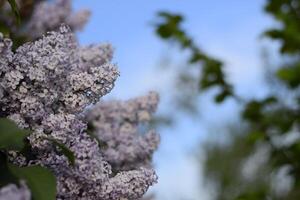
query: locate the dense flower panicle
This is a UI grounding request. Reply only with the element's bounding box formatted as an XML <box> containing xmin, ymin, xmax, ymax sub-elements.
<box><xmin>67</xmin><ymin>9</ymin><xmax>91</xmax><ymax>31</ymax></box>
<box><xmin>99</xmin><ymin>168</ymin><xmax>158</xmax><ymax>200</ymax></box>
<box><xmin>79</xmin><ymin>44</ymin><xmax>114</xmax><ymax>67</ymax></box>
<box><xmin>25</xmin><ymin>0</ymin><xmax>90</xmax><ymax>39</ymax></box>
<box><xmin>0</xmin><ymin>182</ymin><xmax>31</xmax><ymax>200</ymax></box>
<box><xmin>0</xmin><ymin>32</ymin><xmax>13</xmax><ymax>75</ymax></box>
<box><xmin>0</xmin><ymin>25</ymin><xmax>159</xmax><ymax>199</ymax></box>
<box><xmin>85</xmin><ymin>92</ymin><xmax>160</xmax><ymax>170</ymax></box>
<box><xmin>0</xmin><ymin>25</ymin><xmax>119</xmax><ymax>122</ymax></box>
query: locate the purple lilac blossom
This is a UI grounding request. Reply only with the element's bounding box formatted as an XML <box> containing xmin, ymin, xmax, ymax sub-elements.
<box><xmin>0</xmin><ymin>24</ymin><xmax>159</xmax><ymax>199</ymax></box>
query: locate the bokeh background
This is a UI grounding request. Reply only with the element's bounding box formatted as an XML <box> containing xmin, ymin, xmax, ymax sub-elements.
<box><xmin>72</xmin><ymin>0</ymin><xmax>300</xmax><ymax>200</ymax></box>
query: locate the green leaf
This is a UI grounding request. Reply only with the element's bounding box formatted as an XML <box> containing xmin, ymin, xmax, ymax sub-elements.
<box><xmin>0</xmin><ymin>153</ymin><xmax>18</xmax><ymax>187</ymax></box>
<box><xmin>158</xmin><ymin>12</ymin><xmax>183</xmax><ymax>25</ymax></box>
<box><xmin>9</xmin><ymin>164</ymin><xmax>56</xmax><ymax>200</ymax></box>
<box><xmin>0</xmin><ymin>118</ymin><xmax>30</xmax><ymax>151</ymax></box>
<box><xmin>246</xmin><ymin>131</ymin><xmax>265</xmax><ymax>144</ymax></box>
<box><xmin>0</xmin><ymin>153</ymin><xmax>56</xmax><ymax>200</ymax></box>
<box><xmin>0</xmin><ymin>24</ymin><xmax>10</xmax><ymax>37</ymax></box>
<box><xmin>43</xmin><ymin>137</ymin><xmax>75</xmax><ymax>166</ymax></box>
<box><xmin>155</xmin><ymin>12</ymin><xmax>184</xmax><ymax>40</ymax></box>
<box><xmin>214</xmin><ymin>89</ymin><xmax>232</xmax><ymax>103</ymax></box>
<box><xmin>242</xmin><ymin>101</ymin><xmax>264</xmax><ymax>122</ymax></box>
<box><xmin>189</xmin><ymin>52</ymin><xmax>205</xmax><ymax>63</ymax></box>
<box><xmin>156</xmin><ymin>24</ymin><xmax>173</xmax><ymax>39</ymax></box>
<box><xmin>6</xmin><ymin>0</ymin><xmax>20</xmax><ymax>24</ymax></box>
<box><xmin>277</xmin><ymin>67</ymin><xmax>300</xmax><ymax>88</ymax></box>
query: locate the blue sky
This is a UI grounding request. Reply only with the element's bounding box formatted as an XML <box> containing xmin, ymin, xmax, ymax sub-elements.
<box><xmin>73</xmin><ymin>1</ymin><xmax>275</xmax><ymax>199</ymax></box>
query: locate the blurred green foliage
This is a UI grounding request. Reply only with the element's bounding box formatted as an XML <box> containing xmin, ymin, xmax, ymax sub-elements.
<box><xmin>6</xmin><ymin>0</ymin><xmax>20</xmax><ymax>24</ymax></box>
<box><xmin>204</xmin><ymin>126</ymin><xmax>273</xmax><ymax>200</ymax></box>
<box><xmin>155</xmin><ymin>0</ymin><xmax>300</xmax><ymax>199</ymax></box>
<box><xmin>155</xmin><ymin>12</ymin><xmax>233</xmax><ymax>103</ymax></box>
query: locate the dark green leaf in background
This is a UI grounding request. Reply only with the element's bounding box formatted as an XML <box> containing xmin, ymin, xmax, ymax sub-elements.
<box><xmin>0</xmin><ymin>153</ymin><xmax>18</xmax><ymax>187</ymax></box>
<box><xmin>0</xmin><ymin>118</ymin><xmax>30</xmax><ymax>151</ymax></box>
<box><xmin>6</xmin><ymin>0</ymin><xmax>20</xmax><ymax>24</ymax></box>
<box><xmin>9</xmin><ymin>164</ymin><xmax>57</xmax><ymax>200</ymax></box>
<box><xmin>155</xmin><ymin>12</ymin><xmax>234</xmax><ymax>103</ymax></box>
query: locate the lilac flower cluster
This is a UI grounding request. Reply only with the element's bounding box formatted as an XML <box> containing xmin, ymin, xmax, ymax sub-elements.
<box><xmin>0</xmin><ymin>182</ymin><xmax>30</xmax><ymax>200</ymax></box>
<box><xmin>85</xmin><ymin>92</ymin><xmax>160</xmax><ymax>171</ymax></box>
<box><xmin>1</xmin><ymin>0</ymin><xmax>90</xmax><ymax>40</ymax></box>
<box><xmin>25</xmin><ymin>0</ymin><xmax>90</xmax><ymax>39</ymax></box>
<box><xmin>0</xmin><ymin>24</ymin><xmax>159</xmax><ymax>199</ymax></box>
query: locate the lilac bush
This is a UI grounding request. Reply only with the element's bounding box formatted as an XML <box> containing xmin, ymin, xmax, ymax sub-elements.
<box><xmin>0</xmin><ymin>1</ymin><xmax>160</xmax><ymax>199</ymax></box>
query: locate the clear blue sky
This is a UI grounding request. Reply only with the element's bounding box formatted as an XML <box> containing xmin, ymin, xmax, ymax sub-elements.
<box><xmin>73</xmin><ymin>1</ymin><xmax>274</xmax><ymax>199</ymax></box>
